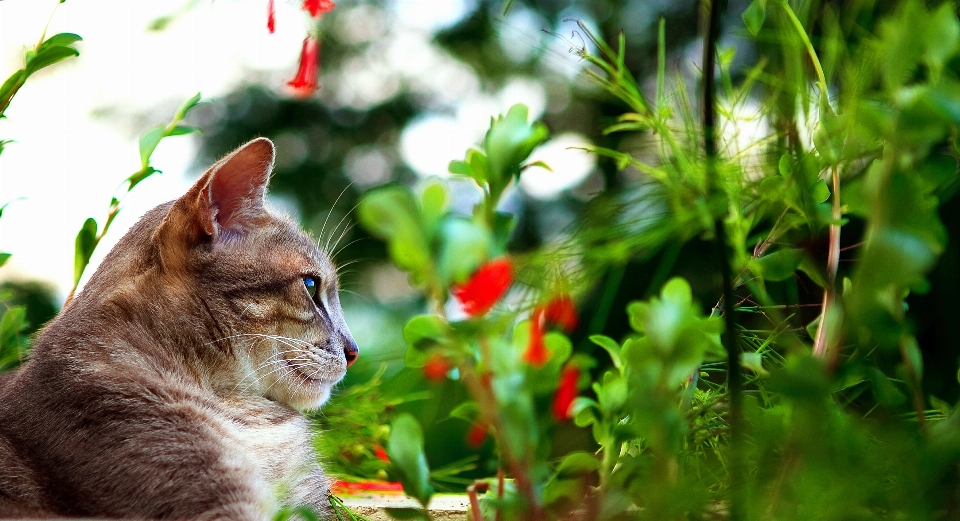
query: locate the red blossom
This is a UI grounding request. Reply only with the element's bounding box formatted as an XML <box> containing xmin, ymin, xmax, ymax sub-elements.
<box><xmin>523</xmin><ymin>308</ymin><xmax>549</xmax><ymax>367</ymax></box>
<box><xmin>331</xmin><ymin>479</ymin><xmax>404</xmax><ymax>495</ymax></box>
<box><xmin>466</xmin><ymin>421</ymin><xmax>489</xmax><ymax>448</ymax></box>
<box><xmin>552</xmin><ymin>365</ymin><xmax>580</xmax><ymax>421</ymax></box>
<box><xmin>452</xmin><ymin>258</ymin><xmax>513</xmax><ymax>317</ymax></box>
<box><xmin>543</xmin><ymin>294</ymin><xmax>579</xmax><ymax>332</ymax></box>
<box><xmin>302</xmin><ymin>0</ymin><xmax>335</xmax><ymax>17</ymax></box>
<box><xmin>422</xmin><ymin>353</ymin><xmax>451</xmax><ymax>382</ymax></box>
<box><xmin>267</xmin><ymin>0</ymin><xmax>276</xmax><ymax>33</ymax></box>
<box><xmin>287</xmin><ymin>36</ymin><xmax>321</xmax><ymax>98</ymax></box>
<box><xmin>373</xmin><ymin>444</ymin><xmax>390</xmax><ymax>463</ymax></box>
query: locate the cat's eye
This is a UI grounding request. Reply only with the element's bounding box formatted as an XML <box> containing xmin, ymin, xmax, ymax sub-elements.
<box><xmin>303</xmin><ymin>276</ymin><xmax>319</xmax><ymax>300</ymax></box>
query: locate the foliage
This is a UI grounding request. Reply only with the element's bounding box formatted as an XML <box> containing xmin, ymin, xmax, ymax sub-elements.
<box><xmin>355</xmin><ymin>0</ymin><xmax>960</xmax><ymax>519</ymax></box>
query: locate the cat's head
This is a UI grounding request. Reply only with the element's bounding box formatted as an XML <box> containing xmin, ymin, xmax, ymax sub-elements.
<box><xmin>152</xmin><ymin>138</ymin><xmax>358</xmax><ymax>409</ymax></box>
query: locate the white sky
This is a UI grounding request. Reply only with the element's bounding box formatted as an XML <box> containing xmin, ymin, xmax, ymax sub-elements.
<box><xmin>0</xmin><ymin>0</ymin><xmax>594</xmax><ymax>301</ymax></box>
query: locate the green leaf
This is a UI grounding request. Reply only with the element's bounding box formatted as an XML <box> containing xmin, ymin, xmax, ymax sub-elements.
<box><xmin>73</xmin><ymin>217</ymin><xmax>98</xmax><ymax>285</ymax></box>
<box><xmin>0</xmin><ymin>70</ymin><xmax>25</xmax><ymax>106</ymax></box>
<box><xmin>438</xmin><ymin>218</ymin><xmax>492</xmax><ymax>285</ymax></box>
<box><xmin>383</xmin><ymin>508</ymin><xmax>428</xmax><ymax>520</ymax></box>
<box><xmin>0</xmin><ymin>253</ymin><xmax>10</xmax><ymax>268</ymax></box>
<box><xmin>402</xmin><ymin>315</ymin><xmax>449</xmax><ymax>351</ymax></box>
<box><xmin>138</xmin><ymin>125</ymin><xmax>165</xmax><ymax>167</ymax></box>
<box><xmin>174</xmin><ymin>92</ymin><xmax>203</xmax><ymax>121</ymax></box>
<box><xmin>166</xmin><ymin>125</ymin><xmax>199</xmax><ymax>136</ymax></box>
<box><xmin>25</xmin><ymin>46</ymin><xmax>79</xmax><ymax>75</ymax></box>
<box><xmin>751</xmin><ymin>248</ymin><xmax>805</xmax><ymax>282</ymax></box>
<box><xmin>387</xmin><ymin>414</ymin><xmax>434</xmax><ymax>507</ymax></box>
<box><xmin>448</xmin><ymin>401</ymin><xmax>480</xmax><ymax>423</ymax></box>
<box><xmin>741</xmin><ymin>351</ymin><xmax>767</xmax><ymax>375</ymax></box>
<box><xmin>742</xmin><ymin>0</ymin><xmax>767</xmax><ymax>36</ymax></box>
<box><xmin>0</xmin><ymin>306</ymin><xmax>27</xmax><ymax>349</ymax></box>
<box><xmin>555</xmin><ymin>451</ymin><xmax>601</xmax><ymax>477</ymax></box>
<box><xmin>590</xmin><ymin>334</ymin><xmax>623</xmax><ymax>372</ymax></box>
<box><xmin>37</xmin><ymin>32</ymin><xmax>82</xmax><ymax>51</ymax></box>
<box><xmin>484</xmin><ymin>104</ymin><xmax>549</xmax><ymax>190</ymax></box>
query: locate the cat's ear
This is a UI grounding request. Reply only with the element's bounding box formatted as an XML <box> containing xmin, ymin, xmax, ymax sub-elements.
<box><xmin>197</xmin><ymin>137</ymin><xmax>275</xmax><ymax>238</ymax></box>
<box><xmin>156</xmin><ymin>138</ymin><xmax>275</xmax><ymax>260</ymax></box>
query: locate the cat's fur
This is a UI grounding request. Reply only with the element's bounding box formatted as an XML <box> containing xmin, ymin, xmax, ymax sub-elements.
<box><xmin>0</xmin><ymin>138</ymin><xmax>358</xmax><ymax>520</ymax></box>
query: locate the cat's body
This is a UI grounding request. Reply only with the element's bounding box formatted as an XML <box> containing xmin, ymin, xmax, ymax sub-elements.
<box><xmin>0</xmin><ymin>138</ymin><xmax>357</xmax><ymax>519</ymax></box>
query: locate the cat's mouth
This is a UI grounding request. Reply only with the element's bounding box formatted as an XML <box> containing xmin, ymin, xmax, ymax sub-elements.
<box><xmin>283</xmin><ymin>358</ymin><xmax>325</xmax><ymax>382</ymax></box>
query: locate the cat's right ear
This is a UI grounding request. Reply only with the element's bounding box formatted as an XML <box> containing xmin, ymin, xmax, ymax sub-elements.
<box><xmin>155</xmin><ymin>138</ymin><xmax>275</xmax><ymax>266</ymax></box>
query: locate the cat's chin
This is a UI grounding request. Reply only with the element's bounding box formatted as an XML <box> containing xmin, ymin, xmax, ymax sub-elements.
<box><xmin>267</xmin><ymin>381</ymin><xmax>333</xmax><ymax>410</ymax></box>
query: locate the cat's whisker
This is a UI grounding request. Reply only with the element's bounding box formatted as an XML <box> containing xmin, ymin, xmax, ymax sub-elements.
<box><xmin>317</xmin><ymin>183</ymin><xmax>354</xmax><ymax>250</ymax></box>
<box><xmin>332</xmin><ymin>237</ymin><xmax>366</xmax><ymax>260</ymax></box>
<box><xmin>323</xmin><ymin>199</ymin><xmax>363</xmax><ymax>255</ymax></box>
<box><xmin>326</xmin><ymin>220</ymin><xmax>358</xmax><ymax>257</ymax></box>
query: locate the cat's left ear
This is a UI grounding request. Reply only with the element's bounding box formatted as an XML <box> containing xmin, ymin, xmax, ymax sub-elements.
<box><xmin>198</xmin><ymin>137</ymin><xmax>275</xmax><ymax>238</ymax></box>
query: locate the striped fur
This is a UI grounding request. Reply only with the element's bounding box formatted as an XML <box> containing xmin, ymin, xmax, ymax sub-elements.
<box><xmin>0</xmin><ymin>138</ymin><xmax>357</xmax><ymax>519</ymax></box>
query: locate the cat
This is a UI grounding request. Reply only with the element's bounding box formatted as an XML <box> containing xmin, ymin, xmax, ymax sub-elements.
<box><xmin>0</xmin><ymin>137</ymin><xmax>358</xmax><ymax>520</ymax></box>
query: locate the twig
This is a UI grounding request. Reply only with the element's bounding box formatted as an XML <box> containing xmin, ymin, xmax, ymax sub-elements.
<box><xmin>813</xmin><ymin>165</ymin><xmax>841</xmax><ymax>365</ymax></box>
<box><xmin>701</xmin><ymin>0</ymin><xmax>741</xmax><ymax>520</ymax></box>
<box><xmin>467</xmin><ymin>480</ymin><xmax>488</xmax><ymax>521</ymax></box>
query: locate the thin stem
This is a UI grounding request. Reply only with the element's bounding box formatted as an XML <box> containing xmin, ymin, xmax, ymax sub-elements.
<box><xmin>813</xmin><ymin>165</ymin><xmax>841</xmax><ymax>363</ymax></box>
<box><xmin>780</xmin><ymin>2</ymin><xmax>828</xmax><ymax>101</ymax></box>
<box><xmin>702</xmin><ymin>0</ymin><xmax>742</xmax><ymax>520</ymax></box>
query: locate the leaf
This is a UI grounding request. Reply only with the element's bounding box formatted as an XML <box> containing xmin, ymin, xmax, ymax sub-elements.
<box><xmin>438</xmin><ymin>218</ymin><xmax>492</xmax><ymax>285</ymax></box>
<box><xmin>25</xmin><ymin>46</ymin><xmax>79</xmax><ymax>75</ymax></box>
<box><xmin>402</xmin><ymin>315</ymin><xmax>449</xmax><ymax>351</ymax></box>
<box><xmin>166</xmin><ymin>125</ymin><xmax>199</xmax><ymax>136</ymax></box>
<box><xmin>555</xmin><ymin>451</ymin><xmax>602</xmax><ymax>477</ymax></box>
<box><xmin>387</xmin><ymin>414</ymin><xmax>433</xmax><ymax>507</ymax></box>
<box><xmin>742</xmin><ymin>0</ymin><xmax>767</xmax><ymax>36</ymax></box>
<box><xmin>590</xmin><ymin>334</ymin><xmax>623</xmax><ymax>371</ymax></box>
<box><xmin>0</xmin><ymin>70</ymin><xmax>25</xmax><ymax>105</ymax></box>
<box><xmin>0</xmin><ymin>306</ymin><xmax>27</xmax><ymax>349</ymax></box>
<box><xmin>37</xmin><ymin>32</ymin><xmax>82</xmax><ymax>52</ymax></box>
<box><xmin>174</xmin><ymin>92</ymin><xmax>203</xmax><ymax>121</ymax></box>
<box><xmin>448</xmin><ymin>401</ymin><xmax>480</xmax><ymax>423</ymax></box>
<box><xmin>0</xmin><ymin>253</ymin><xmax>10</xmax><ymax>268</ymax></box>
<box><xmin>383</xmin><ymin>508</ymin><xmax>428</xmax><ymax>520</ymax></box>
<box><xmin>751</xmin><ymin>248</ymin><xmax>805</xmax><ymax>282</ymax></box>
<box><xmin>138</xmin><ymin>125</ymin><xmax>165</xmax><ymax>167</ymax></box>
<box><xmin>741</xmin><ymin>351</ymin><xmax>767</xmax><ymax>375</ymax></box>
<box><xmin>73</xmin><ymin>218</ymin><xmax>98</xmax><ymax>284</ymax></box>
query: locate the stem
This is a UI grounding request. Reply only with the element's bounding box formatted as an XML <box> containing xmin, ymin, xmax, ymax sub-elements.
<box><xmin>702</xmin><ymin>0</ymin><xmax>742</xmax><ymax>519</ymax></box>
<box><xmin>780</xmin><ymin>2</ymin><xmax>828</xmax><ymax>101</ymax></box>
<box><xmin>467</xmin><ymin>481</ymin><xmax>486</xmax><ymax>521</ymax></box>
<box><xmin>813</xmin><ymin>165</ymin><xmax>841</xmax><ymax>363</ymax></box>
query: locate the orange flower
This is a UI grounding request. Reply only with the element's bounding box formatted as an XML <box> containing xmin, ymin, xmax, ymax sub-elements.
<box><xmin>267</xmin><ymin>0</ymin><xmax>276</xmax><ymax>33</ymax></box>
<box><xmin>302</xmin><ymin>0</ymin><xmax>335</xmax><ymax>17</ymax></box>
<box><xmin>523</xmin><ymin>308</ymin><xmax>549</xmax><ymax>367</ymax></box>
<box><xmin>287</xmin><ymin>36</ymin><xmax>320</xmax><ymax>98</ymax></box>
<box><xmin>552</xmin><ymin>365</ymin><xmax>580</xmax><ymax>421</ymax></box>
<box><xmin>332</xmin><ymin>480</ymin><xmax>404</xmax><ymax>495</ymax></box>
<box><xmin>466</xmin><ymin>421</ymin><xmax>489</xmax><ymax>448</ymax></box>
<box><xmin>543</xmin><ymin>294</ymin><xmax>579</xmax><ymax>332</ymax></box>
<box><xmin>422</xmin><ymin>353</ymin><xmax>451</xmax><ymax>382</ymax></box>
<box><xmin>452</xmin><ymin>258</ymin><xmax>513</xmax><ymax>317</ymax></box>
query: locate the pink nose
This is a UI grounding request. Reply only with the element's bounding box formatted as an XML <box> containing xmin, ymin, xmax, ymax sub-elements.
<box><xmin>343</xmin><ymin>339</ymin><xmax>359</xmax><ymax>368</ymax></box>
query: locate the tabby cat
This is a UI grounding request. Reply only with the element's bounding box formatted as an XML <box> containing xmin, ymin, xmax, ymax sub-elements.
<box><xmin>0</xmin><ymin>138</ymin><xmax>358</xmax><ymax>519</ymax></box>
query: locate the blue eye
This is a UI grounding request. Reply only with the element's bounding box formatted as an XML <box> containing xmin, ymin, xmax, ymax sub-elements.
<box><xmin>303</xmin><ymin>276</ymin><xmax>319</xmax><ymax>300</ymax></box>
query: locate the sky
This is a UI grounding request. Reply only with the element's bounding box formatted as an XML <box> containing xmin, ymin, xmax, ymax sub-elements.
<box><xmin>0</xmin><ymin>0</ymin><xmax>595</xmax><ymax>301</ymax></box>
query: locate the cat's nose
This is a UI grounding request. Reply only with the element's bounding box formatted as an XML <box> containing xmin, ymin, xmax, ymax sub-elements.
<box><xmin>343</xmin><ymin>337</ymin><xmax>359</xmax><ymax>368</ymax></box>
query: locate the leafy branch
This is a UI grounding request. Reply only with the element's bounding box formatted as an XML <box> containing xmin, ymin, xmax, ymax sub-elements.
<box><xmin>66</xmin><ymin>93</ymin><xmax>203</xmax><ymax>304</ymax></box>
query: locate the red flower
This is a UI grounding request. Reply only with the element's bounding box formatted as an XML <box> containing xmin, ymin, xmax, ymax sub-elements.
<box><xmin>373</xmin><ymin>444</ymin><xmax>390</xmax><ymax>463</ymax></box>
<box><xmin>332</xmin><ymin>480</ymin><xmax>404</xmax><ymax>495</ymax></box>
<box><xmin>452</xmin><ymin>258</ymin><xmax>513</xmax><ymax>317</ymax></box>
<box><xmin>466</xmin><ymin>421</ymin><xmax>489</xmax><ymax>448</ymax></box>
<box><xmin>302</xmin><ymin>0</ymin><xmax>335</xmax><ymax>17</ymax></box>
<box><xmin>523</xmin><ymin>308</ymin><xmax>549</xmax><ymax>367</ymax></box>
<box><xmin>552</xmin><ymin>365</ymin><xmax>580</xmax><ymax>421</ymax></box>
<box><xmin>543</xmin><ymin>294</ymin><xmax>579</xmax><ymax>332</ymax></box>
<box><xmin>267</xmin><ymin>0</ymin><xmax>276</xmax><ymax>33</ymax></box>
<box><xmin>287</xmin><ymin>36</ymin><xmax>321</xmax><ymax>98</ymax></box>
<box><xmin>422</xmin><ymin>353</ymin><xmax>451</xmax><ymax>382</ymax></box>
